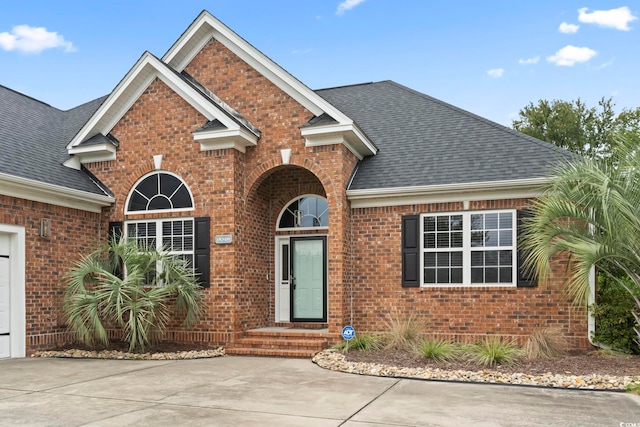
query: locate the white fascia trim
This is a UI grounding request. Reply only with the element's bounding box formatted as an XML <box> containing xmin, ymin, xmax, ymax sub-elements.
<box><xmin>164</xmin><ymin>13</ymin><xmax>328</xmax><ymax>117</ymax></box>
<box><xmin>0</xmin><ymin>173</ymin><xmax>114</xmax><ymax>213</ymax></box>
<box><xmin>193</xmin><ymin>128</ymin><xmax>258</xmax><ymax>153</ymax></box>
<box><xmin>163</xmin><ymin>13</ymin><xmax>371</xmax><ymax>131</ymax></box>
<box><xmin>301</xmin><ymin>123</ymin><xmax>376</xmax><ymax>160</ymax></box>
<box><xmin>67</xmin><ymin>142</ymin><xmax>117</xmax><ymax>164</ymax></box>
<box><xmin>67</xmin><ymin>53</ymin><xmax>241</xmax><ymax>152</ymax></box>
<box><xmin>347</xmin><ymin>178</ymin><xmax>549</xmax><ymax>208</ymax></box>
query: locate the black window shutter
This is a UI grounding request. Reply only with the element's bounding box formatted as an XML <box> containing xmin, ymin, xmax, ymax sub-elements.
<box><xmin>108</xmin><ymin>222</ymin><xmax>124</xmax><ymax>279</ymax></box>
<box><xmin>402</xmin><ymin>215</ymin><xmax>420</xmax><ymax>287</ymax></box>
<box><xmin>194</xmin><ymin>217</ymin><xmax>211</xmax><ymax>288</ymax></box>
<box><xmin>108</xmin><ymin>221</ymin><xmax>123</xmax><ymax>243</ymax></box>
<box><xmin>517</xmin><ymin>210</ymin><xmax>538</xmax><ymax>287</ymax></box>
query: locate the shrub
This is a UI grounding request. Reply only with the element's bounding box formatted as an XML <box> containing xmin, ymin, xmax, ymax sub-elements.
<box><xmin>415</xmin><ymin>339</ymin><xmax>460</xmax><ymax>362</ymax></box>
<box><xmin>591</xmin><ymin>272</ymin><xmax>640</xmax><ymax>354</ymax></box>
<box><xmin>382</xmin><ymin>312</ymin><xmax>426</xmax><ymax>350</ymax></box>
<box><xmin>467</xmin><ymin>337</ymin><xmax>522</xmax><ymax>367</ymax></box>
<box><xmin>333</xmin><ymin>333</ymin><xmax>384</xmax><ymax>353</ymax></box>
<box><xmin>64</xmin><ymin>237</ymin><xmax>204</xmax><ymax>353</ymax></box>
<box><xmin>524</xmin><ymin>328</ymin><xmax>568</xmax><ymax>359</ymax></box>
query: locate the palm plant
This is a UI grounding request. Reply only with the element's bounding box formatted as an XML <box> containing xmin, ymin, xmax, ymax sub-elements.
<box><xmin>64</xmin><ymin>236</ymin><xmax>204</xmax><ymax>352</ymax></box>
<box><xmin>521</xmin><ymin>134</ymin><xmax>640</xmax><ymax>350</ymax></box>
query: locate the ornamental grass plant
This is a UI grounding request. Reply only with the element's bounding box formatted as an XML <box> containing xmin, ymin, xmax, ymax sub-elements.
<box><xmin>524</xmin><ymin>328</ymin><xmax>568</xmax><ymax>360</ymax></box>
<box><xmin>415</xmin><ymin>338</ymin><xmax>461</xmax><ymax>362</ymax></box>
<box><xmin>382</xmin><ymin>311</ymin><xmax>426</xmax><ymax>350</ymax></box>
<box><xmin>467</xmin><ymin>336</ymin><xmax>523</xmax><ymax>367</ymax></box>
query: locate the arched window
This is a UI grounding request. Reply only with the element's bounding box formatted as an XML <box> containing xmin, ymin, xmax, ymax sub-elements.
<box><xmin>120</xmin><ymin>172</ymin><xmax>209</xmax><ymax>288</ymax></box>
<box><xmin>126</xmin><ymin>172</ymin><xmax>193</xmax><ymax>213</ymax></box>
<box><xmin>278</xmin><ymin>195</ymin><xmax>328</xmax><ymax>229</ymax></box>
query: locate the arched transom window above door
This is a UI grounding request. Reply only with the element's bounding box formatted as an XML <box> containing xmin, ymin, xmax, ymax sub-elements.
<box><xmin>277</xmin><ymin>195</ymin><xmax>328</xmax><ymax>230</ymax></box>
<box><xmin>126</xmin><ymin>172</ymin><xmax>194</xmax><ymax>214</ymax></box>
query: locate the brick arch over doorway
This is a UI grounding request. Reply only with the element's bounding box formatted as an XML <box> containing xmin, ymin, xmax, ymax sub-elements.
<box><xmin>237</xmin><ymin>166</ymin><xmax>328</xmax><ymax>330</ymax></box>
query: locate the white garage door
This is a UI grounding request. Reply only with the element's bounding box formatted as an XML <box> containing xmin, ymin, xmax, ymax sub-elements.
<box><xmin>0</xmin><ymin>234</ymin><xmax>10</xmax><ymax>358</ymax></box>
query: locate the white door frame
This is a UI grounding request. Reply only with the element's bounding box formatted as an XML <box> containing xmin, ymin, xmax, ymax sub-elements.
<box><xmin>0</xmin><ymin>224</ymin><xmax>26</xmax><ymax>358</ymax></box>
<box><xmin>275</xmin><ymin>234</ymin><xmax>327</xmax><ymax>323</ymax></box>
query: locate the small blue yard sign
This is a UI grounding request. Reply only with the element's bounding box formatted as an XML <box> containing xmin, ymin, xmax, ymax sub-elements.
<box><xmin>341</xmin><ymin>325</ymin><xmax>355</xmax><ymax>341</ymax></box>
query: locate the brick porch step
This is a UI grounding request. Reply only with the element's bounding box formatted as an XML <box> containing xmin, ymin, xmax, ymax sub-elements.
<box><xmin>226</xmin><ymin>327</ymin><xmax>333</xmax><ymax>358</ymax></box>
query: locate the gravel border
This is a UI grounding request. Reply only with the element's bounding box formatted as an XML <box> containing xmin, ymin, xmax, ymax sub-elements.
<box><xmin>31</xmin><ymin>347</ymin><xmax>225</xmax><ymax>360</ymax></box>
<box><xmin>312</xmin><ymin>349</ymin><xmax>640</xmax><ymax>391</ymax></box>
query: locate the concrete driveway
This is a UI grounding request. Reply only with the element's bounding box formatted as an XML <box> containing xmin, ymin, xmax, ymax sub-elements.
<box><xmin>0</xmin><ymin>356</ymin><xmax>638</xmax><ymax>426</ymax></box>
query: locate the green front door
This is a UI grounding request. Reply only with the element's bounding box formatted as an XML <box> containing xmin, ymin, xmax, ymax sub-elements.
<box><xmin>290</xmin><ymin>237</ymin><xmax>326</xmax><ymax>322</ymax></box>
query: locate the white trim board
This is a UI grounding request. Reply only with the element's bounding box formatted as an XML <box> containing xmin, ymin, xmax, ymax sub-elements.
<box><xmin>0</xmin><ymin>224</ymin><xmax>25</xmax><ymax>358</ymax></box>
<box><xmin>347</xmin><ymin>178</ymin><xmax>547</xmax><ymax>208</ymax></box>
<box><xmin>0</xmin><ymin>173</ymin><xmax>114</xmax><ymax>213</ymax></box>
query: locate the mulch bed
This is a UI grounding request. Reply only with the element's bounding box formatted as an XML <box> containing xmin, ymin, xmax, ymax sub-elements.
<box><xmin>51</xmin><ymin>341</ymin><xmax>639</xmax><ymax>378</ymax></box>
<box><xmin>344</xmin><ymin>349</ymin><xmax>640</xmax><ymax>377</ymax></box>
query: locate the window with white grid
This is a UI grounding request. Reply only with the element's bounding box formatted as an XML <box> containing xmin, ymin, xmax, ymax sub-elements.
<box><xmin>421</xmin><ymin>210</ymin><xmax>516</xmax><ymax>286</ymax></box>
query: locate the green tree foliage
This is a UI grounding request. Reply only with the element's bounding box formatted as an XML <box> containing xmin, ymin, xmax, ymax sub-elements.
<box><xmin>591</xmin><ymin>272</ymin><xmax>640</xmax><ymax>354</ymax></box>
<box><xmin>521</xmin><ymin>135</ymin><xmax>640</xmax><ymax>351</ymax></box>
<box><xmin>64</xmin><ymin>237</ymin><xmax>204</xmax><ymax>352</ymax></box>
<box><xmin>512</xmin><ymin>97</ymin><xmax>640</xmax><ymax>160</ymax></box>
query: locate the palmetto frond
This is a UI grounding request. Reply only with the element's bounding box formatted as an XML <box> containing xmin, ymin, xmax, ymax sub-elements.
<box><xmin>521</xmin><ymin>134</ymin><xmax>640</xmax><ymax>349</ymax></box>
<box><xmin>64</xmin><ymin>236</ymin><xmax>205</xmax><ymax>352</ymax></box>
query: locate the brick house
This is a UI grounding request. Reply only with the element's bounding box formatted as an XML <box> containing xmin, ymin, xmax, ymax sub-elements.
<box><xmin>0</xmin><ymin>11</ymin><xmax>588</xmax><ymax>358</ymax></box>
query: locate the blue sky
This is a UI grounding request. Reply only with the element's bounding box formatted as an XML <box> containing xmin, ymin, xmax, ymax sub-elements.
<box><xmin>1</xmin><ymin>1</ymin><xmax>638</xmax><ymax>125</ymax></box>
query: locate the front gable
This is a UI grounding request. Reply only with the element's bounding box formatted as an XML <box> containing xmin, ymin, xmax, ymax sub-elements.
<box><xmin>65</xmin><ymin>52</ymin><xmax>261</xmax><ymax>169</ymax></box>
<box><xmin>65</xmin><ymin>11</ymin><xmax>375</xmax><ymax>170</ymax></box>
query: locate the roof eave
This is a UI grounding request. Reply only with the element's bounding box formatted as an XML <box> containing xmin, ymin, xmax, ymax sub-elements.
<box><xmin>0</xmin><ymin>172</ymin><xmax>115</xmax><ymax>213</ymax></box>
<box><xmin>301</xmin><ymin>123</ymin><xmax>377</xmax><ymax>160</ymax></box>
<box><xmin>346</xmin><ymin>177</ymin><xmax>549</xmax><ymax>208</ymax></box>
<box><xmin>193</xmin><ymin>127</ymin><xmax>259</xmax><ymax>153</ymax></box>
<box><xmin>66</xmin><ymin>52</ymin><xmax>252</xmax><ymax>163</ymax></box>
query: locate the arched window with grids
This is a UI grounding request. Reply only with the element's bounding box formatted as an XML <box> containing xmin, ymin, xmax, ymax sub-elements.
<box><xmin>126</xmin><ymin>171</ymin><xmax>193</xmax><ymax>213</ymax></box>
<box><xmin>119</xmin><ymin>171</ymin><xmax>210</xmax><ymax>287</ymax></box>
<box><xmin>277</xmin><ymin>195</ymin><xmax>328</xmax><ymax>230</ymax></box>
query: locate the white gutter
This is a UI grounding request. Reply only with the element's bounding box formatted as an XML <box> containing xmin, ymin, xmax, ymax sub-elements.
<box><xmin>0</xmin><ymin>172</ymin><xmax>114</xmax><ymax>213</ymax></box>
<box><xmin>347</xmin><ymin>177</ymin><xmax>549</xmax><ymax>208</ymax></box>
<box><xmin>588</xmin><ymin>266</ymin><xmax>608</xmax><ymax>349</ymax></box>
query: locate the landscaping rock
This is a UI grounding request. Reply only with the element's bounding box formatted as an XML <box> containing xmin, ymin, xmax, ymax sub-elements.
<box><xmin>312</xmin><ymin>349</ymin><xmax>640</xmax><ymax>391</ymax></box>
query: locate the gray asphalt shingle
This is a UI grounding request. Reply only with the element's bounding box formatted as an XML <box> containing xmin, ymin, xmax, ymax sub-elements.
<box><xmin>316</xmin><ymin>81</ymin><xmax>573</xmax><ymax>190</ymax></box>
<box><xmin>0</xmin><ymin>85</ymin><xmax>109</xmax><ymax>196</ymax></box>
<box><xmin>2</xmin><ymin>79</ymin><xmax>573</xmax><ymax>198</ymax></box>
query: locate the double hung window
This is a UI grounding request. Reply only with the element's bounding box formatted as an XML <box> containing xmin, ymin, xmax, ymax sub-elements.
<box><xmin>126</xmin><ymin>219</ymin><xmax>195</xmax><ymax>268</ymax></box>
<box><xmin>421</xmin><ymin>210</ymin><xmax>516</xmax><ymax>286</ymax></box>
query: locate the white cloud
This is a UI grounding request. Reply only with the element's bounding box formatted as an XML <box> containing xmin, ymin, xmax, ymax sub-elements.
<box><xmin>336</xmin><ymin>0</ymin><xmax>366</xmax><ymax>16</ymax></box>
<box><xmin>578</xmin><ymin>6</ymin><xmax>638</xmax><ymax>31</ymax></box>
<box><xmin>518</xmin><ymin>56</ymin><xmax>540</xmax><ymax>65</ymax></box>
<box><xmin>292</xmin><ymin>48</ymin><xmax>312</xmax><ymax>55</ymax></box>
<box><xmin>0</xmin><ymin>25</ymin><xmax>74</xmax><ymax>53</ymax></box>
<box><xmin>597</xmin><ymin>58</ymin><xmax>615</xmax><ymax>69</ymax></box>
<box><xmin>559</xmin><ymin>22</ymin><xmax>580</xmax><ymax>33</ymax></box>
<box><xmin>547</xmin><ymin>45</ymin><xmax>597</xmax><ymax>66</ymax></box>
<box><xmin>487</xmin><ymin>68</ymin><xmax>504</xmax><ymax>78</ymax></box>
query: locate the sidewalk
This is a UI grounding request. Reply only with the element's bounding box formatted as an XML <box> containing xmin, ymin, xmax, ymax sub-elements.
<box><xmin>1</xmin><ymin>356</ymin><xmax>638</xmax><ymax>426</ymax></box>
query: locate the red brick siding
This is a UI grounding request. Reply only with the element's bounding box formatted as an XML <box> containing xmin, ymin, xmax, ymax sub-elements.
<box><xmin>351</xmin><ymin>198</ymin><xmax>589</xmax><ymax>348</ymax></box>
<box><xmin>185</xmin><ymin>39</ymin><xmax>359</xmax><ymax>335</ymax></box>
<box><xmin>0</xmin><ymin>195</ymin><xmax>102</xmax><ymax>351</ymax></box>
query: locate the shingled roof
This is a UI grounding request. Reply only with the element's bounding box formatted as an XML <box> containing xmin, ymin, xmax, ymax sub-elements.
<box><xmin>316</xmin><ymin>80</ymin><xmax>573</xmax><ymax>191</ymax></box>
<box><xmin>0</xmin><ymin>85</ymin><xmax>110</xmax><ymax>196</ymax></box>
